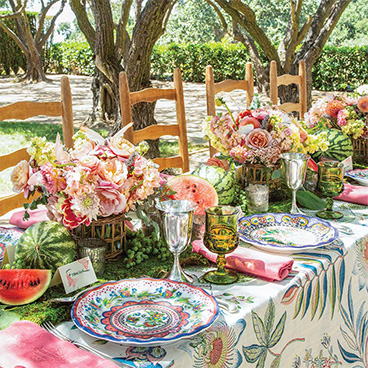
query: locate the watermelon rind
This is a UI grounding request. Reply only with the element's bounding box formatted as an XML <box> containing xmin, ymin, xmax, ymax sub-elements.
<box><xmin>167</xmin><ymin>175</ymin><xmax>218</xmax><ymax>215</ymax></box>
<box><xmin>14</xmin><ymin>221</ymin><xmax>77</xmax><ymax>273</ymax></box>
<box><xmin>0</xmin><ymin>269</ymin><xmax>51</xmax><ymax>305</ymax></box>
<box><xmin>192</xmin><ymin>165</ymin><xmax>235</xmax><ymax>205</ymax></box>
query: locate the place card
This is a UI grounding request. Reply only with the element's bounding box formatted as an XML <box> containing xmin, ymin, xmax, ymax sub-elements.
<box><xmin>341</xmin><ymin>156</ymin><xmax>353</xmax><ymax>173</ymax></box>
<box><xmin>1</xmin><ymin>245</ymin><xmax>16</xmax><ymax>267</ymax></box>
<box><xmin>51</xmin><ymin>257</ymin><xmax>97</xmax><ymax>294</ymax></box>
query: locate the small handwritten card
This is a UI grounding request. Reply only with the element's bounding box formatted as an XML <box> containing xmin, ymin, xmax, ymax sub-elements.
<box><xmin>341</xmin><ymin>156</ymin><xmax>353</xmax><ymax>173</ymax></box>
<box><xmin>53</xmin><ymin>257</ymin><xmax>97</xmax><ymax>294</ymax></box>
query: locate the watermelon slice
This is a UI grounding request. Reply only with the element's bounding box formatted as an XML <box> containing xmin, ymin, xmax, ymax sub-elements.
<box><xmin>0</xmin><ymin>269</ymin><xmax>51</xmax><ymax>305</ymax></box>
<box><xmin>167</xmin><ymin>175</ymin><xmax>218</xmax><ymax>215</ymax></box>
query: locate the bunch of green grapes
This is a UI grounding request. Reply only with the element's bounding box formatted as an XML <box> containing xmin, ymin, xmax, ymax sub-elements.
<box><xmin>124</xmin><ymin>229</ymin><xmax>171</xmax><ymax>268</ymax></box>
<box><xmin>232</xmin><ymin>182</ymin><xmax>247</xmax><ymax>213</ymax></box>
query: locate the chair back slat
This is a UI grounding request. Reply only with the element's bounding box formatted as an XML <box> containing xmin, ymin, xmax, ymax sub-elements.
<box><xmin>0</xmin><ymin>77</ymin><xmax>74</xmax><ymax>215</ymax></box>
<box><xmin>206</xmin><ymin>62</ymin><xmax>254</xmax><ymax>157</ymax></box>
<box><xmin>269</xmin><ymin>60</ymin><xmax>307</xmax><ymax>117</ymax></box>
<box><xmin>119</xmin><ymin>68</ymin><xmax>190</xmax><ymax>173</ymax></box>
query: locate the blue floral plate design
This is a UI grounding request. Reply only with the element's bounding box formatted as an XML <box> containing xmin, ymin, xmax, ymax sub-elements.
<box><xmin>71</xmin><ymin>278</ymin><xmax>219</xmax><ymax>346</ymax></box>
<box><xmin>238</xmin><ymin>213</ymin><xmax>339</xmax><ymax>254</ymax></box>
<box><xmin>345</xmin><ymin>169</ymin><xmax>368</xmax><ymax>186</ymax></box>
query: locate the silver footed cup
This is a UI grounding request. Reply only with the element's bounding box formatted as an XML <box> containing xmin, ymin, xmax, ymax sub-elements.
<box><xmin>156</xmin><ymin>200</ymin><xmax>197</xmax><ymax>283</ymax></box>
<box><xmin>280</xmin><ymin>152</ymin><xmax>310</xmax><ymax>214</ymax></box>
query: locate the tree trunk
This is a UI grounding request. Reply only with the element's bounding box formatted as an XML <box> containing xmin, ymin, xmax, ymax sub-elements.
<box><xmin>23</xmin><ymin>45</ymin><xmax>46</xmax><ymax>82</ymax></box>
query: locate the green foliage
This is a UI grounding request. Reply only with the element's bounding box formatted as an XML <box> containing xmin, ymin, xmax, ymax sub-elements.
<box><xmin>0</xmin><ymin>12</ymin><xmax>37</xmax><ymax>75</ymax></box>
<box><xmin>312</xmin><ymin>45</ymin><xmax>368</xmax><ymax>90</ymax></box>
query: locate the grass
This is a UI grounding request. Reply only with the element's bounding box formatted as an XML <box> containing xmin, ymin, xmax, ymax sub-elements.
<box><xmin>0</xmin><ymin>121</ymin><xmax>207</xmax><ymax>195</ymax></box>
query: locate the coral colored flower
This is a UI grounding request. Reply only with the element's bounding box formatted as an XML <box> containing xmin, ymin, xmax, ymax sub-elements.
<box><xmin>97</xmin><ymin>181</ymin><xmax>127</xmax><ymax>217</ymax></box>
<box><xmin>325</xmin><ymin>100</ymin><xmax>344</xmax><ymax>118</ymax></box>
<box><xmin>238</xmin><ymin>116</ymin><xmax>261</xmax><ymax>129</ymax></box>
<box><xmin>206</xmin><ymin>157</ymin><xmax>230</xmax><ymax>171</ymax></box>
<box><xmin>99</xmin><ymin>158</ymin><xmax>128</xmax><ymax>187</ymax></box>
<box><xmin>11</xmin><ymin>160</ymin><xmax>30</xmax><ymax>193</ymax></box>
<box><xmin>357</xmin><ymin>96</ymin><xmax>368</xmax><ymax>113</ymax></box>
<box><xmin>245</xmin><ymin>128</ymin><xmax>272</xmax><ymax>149</ymax></box>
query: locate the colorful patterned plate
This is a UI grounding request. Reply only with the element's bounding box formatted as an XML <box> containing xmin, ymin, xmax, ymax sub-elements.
<box><xmin>71</xmin><ymin>278</ymin><xmax>219</xmax><ymax>345</ymax></box>
<box><xmin>345</xmin><ymin>169</ymin><xmax>368</xmax><ymax>186</ymax></box>
<box><xmin>0</xmin><ymin>227</ymin><xmax>23</xmax><ymax>263</ymax></box>
<box><xmin>238</xmin><ymin>213</ymin><xmax>339</xmax><ymax>253</ymax></box>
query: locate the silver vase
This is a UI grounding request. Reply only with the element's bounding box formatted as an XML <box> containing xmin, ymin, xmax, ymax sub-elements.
<box><xmin>280</xmin><ymin>152</ymin><xmax>310</xmax><ymax>214</ymax></box>
<box><xmin>156</xmin><ymin>200</ymin><xmax>197</xmax><ymax>283</ymax></box>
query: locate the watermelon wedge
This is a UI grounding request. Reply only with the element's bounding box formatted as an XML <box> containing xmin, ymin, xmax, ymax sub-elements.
<box><xmin>0</xmin><ymin>269</ymin><xmax>51</xmax><ymax>305</ymax></box>
<box><xmin>166</xmin><ymin>175</ymin><xmax>218</xmax><ymax>215</ymax></box>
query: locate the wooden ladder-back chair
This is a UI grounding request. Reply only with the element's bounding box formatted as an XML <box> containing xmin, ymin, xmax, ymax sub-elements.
<box><xmin>206</xmin><ymin>62</ymin><xmax>254</xmax><ymax>157</ymax></box>
<box><xmin>0</xmin><ymin>76</ymin><xmax>74</xmax><ymax>216</ymax></box>
<box><xmin>269</xmin><ymin>60</ymin><xmax>307</xmax><ymax>118</ymax></box>
<box><xmin>119</xmin><ymin>68</ymin><xmax>190</xmax><ymax>173</ymax></box>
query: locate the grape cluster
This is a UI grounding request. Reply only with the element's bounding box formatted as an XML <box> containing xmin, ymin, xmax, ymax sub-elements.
<box><xmin>124</xmin><ymin>229</ymin><xmax>171</xmax><ymax>269</ymax></box>
<box><xmin>232</xmin><ymin>182</ymin><xmax>248</xmax><ymax>213</ymax></box>
<box><xmin>2</xmin><ymin>259</ymin><xmax>23</xmax><ymax>269</ymax></box>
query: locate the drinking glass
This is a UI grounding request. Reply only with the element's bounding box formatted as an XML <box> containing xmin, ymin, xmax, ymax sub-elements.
<box><xmin>281</xmin><ymin>152</ymin><xmax>310</xmax><ymax>214</ymax></box>
<box><xmin>316</xmin><ymin>161</ymin><xmax>344</xmax><ymax>219</ymax></box>
<box><xmin>203</xmin><ymin>206</ymin><xmax>240</xmax><ymax>285</ymax></box>
<box><xmin>156</xmin><ymin>200</ymin><xmax>197</xmax><ymax>283</ymax></box>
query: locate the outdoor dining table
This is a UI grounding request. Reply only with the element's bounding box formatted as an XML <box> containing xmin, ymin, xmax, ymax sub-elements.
<box><xmin>19</xmin><ymin>202</ymin><xmax>365</xmax><ymax>368</ymax></box>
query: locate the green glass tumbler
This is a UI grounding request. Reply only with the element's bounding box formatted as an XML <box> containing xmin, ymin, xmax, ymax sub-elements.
<box><xmin>203</xmin><ymin>206</ymin><xmax>240</xmax><ymax>285</ymax></box>
<box><xmin>316</xmin><ymin>161</ymin><xmax>344</xmax><ymax>220</ymax></box>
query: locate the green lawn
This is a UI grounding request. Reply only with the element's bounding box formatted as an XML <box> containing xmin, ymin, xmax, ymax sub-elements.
<box><xmin>0</xmin><ymin>121</ymin><xmax>206</xmax><ymax>195</ymax></box>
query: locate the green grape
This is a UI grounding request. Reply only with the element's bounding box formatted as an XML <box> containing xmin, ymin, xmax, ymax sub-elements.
<box><xmin>3</xmin><ymin>263</ymin><xmax>11</xmax><ymax>269</ymax></box>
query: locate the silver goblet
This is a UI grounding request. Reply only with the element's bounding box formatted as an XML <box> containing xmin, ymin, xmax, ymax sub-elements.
<box><xmin>280</xmin><ymin>152</ymin><xmax>310</xmax><ymax>214</ymax></box>
<box><xmin>156</xmin><ymin>200</ymin><xmax>197</xmax><ymax>283</ymax></box>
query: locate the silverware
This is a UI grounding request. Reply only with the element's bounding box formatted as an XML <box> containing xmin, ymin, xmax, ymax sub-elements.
<box><xmin>41</xmin><ymin>321</ymin><xmax>114</xmax><ymax>361</ymax></box>
<box><xmin>49</xmin><ymin>284</ymin><xmax>102</xmax><ymax>303</ymax></box>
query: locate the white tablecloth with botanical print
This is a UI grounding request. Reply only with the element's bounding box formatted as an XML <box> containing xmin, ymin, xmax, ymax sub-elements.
<box><xmin>57</xmin><ymin>203</ymin><xmax>368</xmax><ymax>368</ymax></box>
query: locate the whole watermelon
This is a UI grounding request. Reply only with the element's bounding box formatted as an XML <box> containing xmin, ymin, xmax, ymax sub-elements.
<box><xmin>192</xmin><ymin>165</ymin><xmax>235</xmax><ymax>205</ymax></box>
<box><xmin>313</xmin><ymin>129</ymin><xmax>353</xmax><ymax>162</ymax></box>
<box><xmin>14</xmin><ymin>221</ymin><xmax>77</xmax><ymax>272</ymax></box>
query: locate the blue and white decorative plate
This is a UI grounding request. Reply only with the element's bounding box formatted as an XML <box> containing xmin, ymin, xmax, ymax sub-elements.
<box><xmin>345</xmin><ymin>169</ymin><xmax>368</xmax><ymax>186</ymax></box>
<box><xmin>238</xmin><ymin>213</ymin><xmax>339</xmax><ymax>253</ymax></box>
<box><xmin>71</xmin><ymin>278</ymin><xmax>219</xmax><ymax>346</ymax></box>
<box><xmin>0</xmin><ymin>227</ymin><xmax>23</xmax><ymax>263</ymax></box>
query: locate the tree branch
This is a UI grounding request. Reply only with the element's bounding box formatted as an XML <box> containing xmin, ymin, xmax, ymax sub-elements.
<box><xmin>35</xmin><ymin>0</ymin><xmax>61</xmax><ymax>43</ymax></box>
<box><xmin>214</xmin><ymin>0</ymin><xmax>280</xmax><ymax>64</ymax></box>
<box><xmin>115</xmin><ymin>0</ymin><xmax>133</xmax><ymax>61</ymax></box>
<box><xmin>0</xmin><ymin>0</ymin><xmax>27</xmax><ymax>19</ymax></box>
<box><xmin>38</xmin><ymin>0</ymin><xmax>66</xmax><ymax>49</ymax></box>
<box><xmin>204</xmin><ymin>0</ymin><xmax>228</xmax><ymax>32</ymax></box>
<box><xmin>70</xmin><ymin>0</ymin><xmax>95</xmax><ymax>49</ymax></box>
<box><xmin>0</xmin><ymin>19</ymin><xmax>28</xmax><ymax>54</ymax></box>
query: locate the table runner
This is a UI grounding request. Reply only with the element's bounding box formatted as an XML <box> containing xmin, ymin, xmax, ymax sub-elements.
<box><xmin>51</xmin><ymin>207</ymin><xmax>368</xmax><ymax>368</ymax></box>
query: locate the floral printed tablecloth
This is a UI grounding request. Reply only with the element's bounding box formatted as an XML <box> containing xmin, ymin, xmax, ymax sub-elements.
<box><xmin>56</xmin><ymin>205</ymin><xmax>368</xmax><ymax>368</ymax></box>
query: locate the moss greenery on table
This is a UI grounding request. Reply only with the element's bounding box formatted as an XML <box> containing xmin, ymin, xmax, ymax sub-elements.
<box><xmin>4</xmin><ymin>162</ymin><xmax>367</xmax><ymax>327</ymax></box>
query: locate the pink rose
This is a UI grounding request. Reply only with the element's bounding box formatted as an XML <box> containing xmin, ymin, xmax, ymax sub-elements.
<box><xmin>108</xmin><ymin>135</ymin><xmax>135</xmax><ymax>158</ymax></box>
<box><xmin>11</xmin><ymin>160</ymin><xmax>30</xmax><ymax>193</ymax></box>
<box><xmin>245</xmin><ymin>128</ymin><xmax>272</xmax><ymax>149</ymax></box>
<box><xmin>97</xmin><ymin>181</ymin><xmax>127</xmax><ymax>217</ymax></box>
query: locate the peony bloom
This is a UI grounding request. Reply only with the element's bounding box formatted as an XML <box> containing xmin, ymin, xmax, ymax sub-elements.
<box><xmin>97</xmin><ymin>181</ymin><xmax>127</xmax><ymax>217</ymax></box>
<box><xmin>79</xmin><ymin>155</ymin><xmax>101</xmax><ymax>174</ymax></box>
<box><xmin>206</xmin><ymin>157</ymin><xmax>230</xmax><ymax>171</ymax></box>
<box><xmin>11</xmin><ymin>160</ymin><xmax>30</xmax><ymax>193</ymax></box>
<box><xmin>357</xmin><ymin>96</ymin><xmax>368</xmax><ymax>113</ymax></box>
<box><xmin>325</xmin><ymin>100</ymin><xmax>344</xmax><ymax>118</ymax></box>
<box><xmin>245</xmin><ymin>128</ymin><xmax>272</xmax><ymax>149</ymax></box>
<box><xmin>71</xmin><ymin>139</ymin><xmax>95</xmax><ymax>159</ymax></box>
<box><xmin>99</xmin><ymin>158</ymin><xmax>128</xmax><ymax>187</ymax></box>
<box><xmin>337</xmin><ymin>109</ymin><xmax>348</xmax><ymax>127</ymax></box>
<box><xmin>108</xmin><ymin>135</ymin><xmax>135</xmax><ymax>158</ymax></box>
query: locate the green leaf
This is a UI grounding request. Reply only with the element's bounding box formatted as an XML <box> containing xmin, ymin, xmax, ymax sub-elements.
<box><xmin>296</xmin><ymin>191</ymin><xmax>326</xmax><ymax>210</ymax></box>
<box><xmin>252</xmin><ymin>311</ymin><xmax>267</xmax><ymax>345</ymax></box>
<box><xmin>294</xmin><ymin>287</ymin><xmax>304</xmax><ymax>319</ymax></box>
<box><xmin>264</xmin><ymin>299</ymin><xmax>275</xmax><ymax>343</ymax></box>
<box><xmin>311</xmin><ymin>278</ymin><xmax>320</xmax><ymax>320</ymax></box>
<box><xmin>268</xmin><ymin>312</ymin><xmax>286</xmax><ymax>348</ymax></box>
<box><xmin>242</xmin><ymin>345</ymin><xmax>266</xmax><ymax>363</ymax></box>
<box><xmin>329</xmin><ymin>264</ymin><xmax>337</xmax><ymax>318</ymax></box>
<box><xmin>270</xmin><ymin>356</ymin><xmax>281</xmax><ymax>368</ymax></box>
<box><xmin>0</xmin><ymin>306</ymin><xmax>20</xmax><ymax>330</ymax></box>
<box><xmin>271</xmin><ymin>169</ymin><xmax>281</xmax><ymax>180</ymax></box>
<box><xmin>256</xmin><ymin>350</ymin><xmax>267</xmax><ymax>368</ymax></box>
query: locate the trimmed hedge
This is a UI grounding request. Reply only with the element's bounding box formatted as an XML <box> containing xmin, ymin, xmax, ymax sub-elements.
<box><xmin>2</xmin><ymin>37</ymin><xmax>368</xmax><ymax>91</ymax></box>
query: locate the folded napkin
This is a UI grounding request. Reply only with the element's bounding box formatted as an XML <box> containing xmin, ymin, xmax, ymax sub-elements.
<box><xmin>334</xmin><ymin>183</ymin><xmax>368</xmax><ymax>206</ymax></box>
<box><xmin>0</xmin><ymin>321</ymin><xmax>119</xmax><ymax>368</ymax></box>
<box><xmin>192</xmin><ymin>240</ymin><xmax>294</xmax><ymax>281</ymax></box>
<box><xmin>9</xmin><ymin>208</ymin><xmax>49</xmax><ymax>229</ymax></box>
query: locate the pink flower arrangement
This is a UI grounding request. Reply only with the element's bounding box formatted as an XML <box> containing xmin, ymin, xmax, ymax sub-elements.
<box><xmin>203</xmin><ymin>99</ymin><xmax>325</xmax><ymax>167</ymax></box>
<box><xmin>11</xmin><ymin>126</ymin><xmax>160</xmax><ymax>230</ymax></box>
<box><xmin>305</xmin><ymin>93</ymin><xmax>368</xmax><ymax>139</ymax></box>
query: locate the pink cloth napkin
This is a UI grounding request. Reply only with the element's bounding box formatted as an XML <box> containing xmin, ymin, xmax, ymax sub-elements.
<box><xmin>192</xmin><ymin>240</ymin><xmax>294</xmax><ymax>281</ymax></box>
<box><xmin>334</xmin><ymin>183</ymin><xmax>368</xmax><ymax>206</ymax></box>
<box><xmin>9</xmin><ymin>208</ymin><xmax>49</xmax><ymax>229</ymax></box>
<box><xmin>0</xmin><ymin>321</ymin><xmax>119</xmax><ymax>368</ymax></box>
